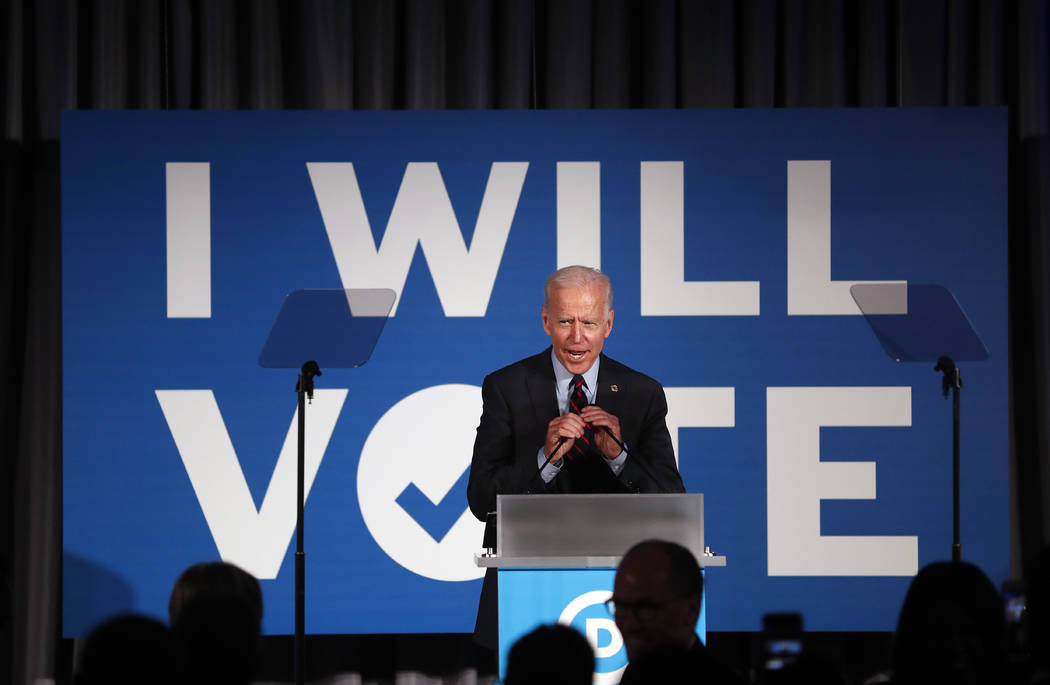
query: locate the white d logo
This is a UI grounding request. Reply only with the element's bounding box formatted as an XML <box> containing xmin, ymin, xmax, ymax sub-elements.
<box><xmin>559</xmin><ymin>590</ymin><xmax>628</xmax><ymax>685</ymax></box>
<box><xmin>357</xmin><ymin>384</ymin><xmax>485</xmax><ymax>581</ymax></box>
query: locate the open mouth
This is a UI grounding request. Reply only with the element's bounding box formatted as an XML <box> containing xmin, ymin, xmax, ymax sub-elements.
<box><xmin>567</xmin><ymin>350</ymin><xmax>587</xmax><ymax>361</ymax></box>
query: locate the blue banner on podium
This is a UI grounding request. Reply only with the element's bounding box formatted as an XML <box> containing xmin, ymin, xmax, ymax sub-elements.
<box><xmin>498</xmin><ymin>568</ymin><xmax>707</xmax><ymax>685</ymax></box>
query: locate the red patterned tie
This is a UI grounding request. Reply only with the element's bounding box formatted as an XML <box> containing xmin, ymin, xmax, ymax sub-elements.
<box><xmin>567</xmin><ymin>374</ymin><xmax>593</xmax><ymax>461</ymax></box>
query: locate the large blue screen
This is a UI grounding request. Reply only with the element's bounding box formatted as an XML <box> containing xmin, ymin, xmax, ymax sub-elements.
<box><xmin>62</xmin><ymin>109</ymin><xmax>1008</xmax><ymax>637</ymax></box>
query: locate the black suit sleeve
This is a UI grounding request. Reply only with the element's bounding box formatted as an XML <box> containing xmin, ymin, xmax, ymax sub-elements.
<box><xmin>466</xmin><ymin>371</ymin><xmax>551</xmax><ymax>521</ymax></box>
<box><xmin>618</xmin><ymin>381</ymin><xmax>685</xmax><ymax>494</ymax></box>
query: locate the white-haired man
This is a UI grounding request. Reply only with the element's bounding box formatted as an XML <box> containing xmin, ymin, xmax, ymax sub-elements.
<box><xmin>467</xmin><ymin>265</ymin><xmax>685</xmax><ymax>648</ymax></box>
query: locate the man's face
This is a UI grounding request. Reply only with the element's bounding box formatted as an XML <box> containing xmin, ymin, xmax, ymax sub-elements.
<box><xmin>612</xmin><ymin>548</ymin><xmax>699</xmax><ymax>661</ymax></box>
<box><xmin>541</xmin><ymin>283</ymin><xmax>613</xmax><ymax>375</ymax></box>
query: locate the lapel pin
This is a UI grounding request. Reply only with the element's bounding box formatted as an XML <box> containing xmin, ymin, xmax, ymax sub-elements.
<box><xmin>610</xmin><ymin>384</ymin><xmax>619</xmax><ymax>392</ymax></box>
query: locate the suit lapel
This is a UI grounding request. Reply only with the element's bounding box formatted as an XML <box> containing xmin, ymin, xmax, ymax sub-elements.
<box><xmin>525</xmin><ymin>348</ymin><xmax>559</xmax><ymax>426</ymax></box>
<box><xmin>594</xmin><ymin>354</ymin><xmax>627</xmax><ymax>418</ymax></box>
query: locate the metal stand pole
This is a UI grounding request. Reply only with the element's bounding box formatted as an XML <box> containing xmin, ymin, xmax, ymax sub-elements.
<box><xmin>951</xmin><ymin>376</ymin><xmax>961</xmax><ymax>563</ymax></box>
<box><xmin>935</xmin><ymin>356</ymin><xmax>962</xmax><ymax>563</ymax></box>
<box><xmin>294</xmin><ymin>361</ymin><xmax>321</xmax><ymax>685</ymax></box>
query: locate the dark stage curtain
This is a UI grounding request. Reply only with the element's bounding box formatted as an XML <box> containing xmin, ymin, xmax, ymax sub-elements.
<box><xmin>2</xmin><ymin>1</ymin><xmax>1048</xmax><ymax>683</ymax></box>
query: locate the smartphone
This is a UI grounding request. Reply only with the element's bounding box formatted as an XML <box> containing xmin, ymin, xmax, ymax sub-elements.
<box><xmin>1002</xmin><ymin>580</ymin><xmax>1027</xmax><ymax>658</ymax></box>
<box><xmin>1003</xmin><ymin>580</ymin><xmax>1026</xmax><ymax>624</ymax></box>
<box><xmin>762</xmin><ymin>612</ymin><xmax>804</xmax><ymax>672</ymax></box>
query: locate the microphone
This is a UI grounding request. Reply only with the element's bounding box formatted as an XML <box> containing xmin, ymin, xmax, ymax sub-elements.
<box><xmin>525</xmin><ymin>423</ymin><xmax>670</xmax><ymax>494</ymax></box>
<box><xmin>594</xmin><ymin>424</ymin><xmax>669</xmax><ymax>494</ymax></box>
<box><xmin>524</xmin><ymin>436</ymin><xmax>569</xmax><ymax>493</ymax></box>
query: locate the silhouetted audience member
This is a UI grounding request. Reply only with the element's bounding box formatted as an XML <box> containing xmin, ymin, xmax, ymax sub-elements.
<box><xmin>75</xmin><ymin>613</ymin><xmax>176</xmax><ymax>685</ymax></box>
<box><xmin>168</xmin><ymin>560</ymin><xmax>263</xmax><ymax>627</ymax></box>
<box><xmin>891</xmin><ymin>560</ymin><xmax>1006</xmax><ymax>685</ymax></box>
<box><xmin>1028</xmin><ymin>546</ymin><xmax>1050</xmax><ymax>684</ymax></box>
<box><xmin>172</xmin><ymin>591</ymin><xmax>261</xmax><ymax>685</ymax></box>
<box><xmin>613</xmin><ymin>539</ymin><xmax>745</xmax><ymax>684</ymax></box>
<box><xmin>503</xmin><ymin>623</ymin><xmax>594</xmax><ymax>685</ymax></box>
<box><xmin>169</xmin><ymin>561</ymin><xmax>263</xmax><ymax>685</ymax></box>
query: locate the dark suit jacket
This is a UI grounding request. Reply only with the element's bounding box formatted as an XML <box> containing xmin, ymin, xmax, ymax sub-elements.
<box><xmin>467</xmin><ymin>348</ymin><xmax>685</xmax><ymax>648</ymax></box>
<box><xmin>620</xmin><ymin>638</ymin><xmax>747</xmax><ymax>685</ymax></box>
<box><xmin>467</xmin><ymin>348</ymin><xmax>684</xmax><ymax>520</ymax></box>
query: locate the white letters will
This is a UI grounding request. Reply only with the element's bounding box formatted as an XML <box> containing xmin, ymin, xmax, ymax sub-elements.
<box><xmin>786</xmin><ymin>161</ymin><xmax>906</xmax><ymax>315</ymax></box>
<box><xmin>165</xmin><ymin>162</ymin><xmax>211</xmax><ymax>318</ymax></box>
<box><xmin>557</xmin><ymin>162</ymin><xmax>602</xmax><ymax>270</ymax></box>
<box><xmin>308</xmin><ymin>162</ymin><xmax>528</xmax><ymax>316</ymax></box>
<box><xmin>640</xmin><ymin>162</ymin><xmax>761</xmax><ymax>316</ymax></box>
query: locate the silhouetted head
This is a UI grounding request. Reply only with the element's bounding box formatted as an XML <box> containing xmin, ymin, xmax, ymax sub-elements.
<box><xmin>504</xmin><ymin>623</ymin><xmax>594</xmax><ymax>685</ymax></box>
<box><xmin>76</xmin><ymin>613</ymin><xmax>175</xmax><ymax>685</ymax></box>
<box><xmin>168</xmin><ymin>561</ymin><xmax>263</xmax><ymax>685</ymax></box>
<box><xmin>168</xmin><ymin>560</ymin><xmax>262</xmax><ymax>628</ymax></box>
<box><xmin>892</xmin><ymin>560</ymin><xmax>1005</xmax><ymax>685</ymax></box>
<box><xmin>612</xmin><ymin>539</ymin><xmax>703</xmax><ymax>661</ymax></box>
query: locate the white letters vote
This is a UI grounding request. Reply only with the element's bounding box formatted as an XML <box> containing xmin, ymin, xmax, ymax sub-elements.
<box><xmin>766</xmin><ymin>387</ymin><xmax>918</xmax><ymax>576</ymax></box>
<box><xmin>155</xmin><ymin>389</ymin><xmax>347</xmax><ymax>579</ymax></box>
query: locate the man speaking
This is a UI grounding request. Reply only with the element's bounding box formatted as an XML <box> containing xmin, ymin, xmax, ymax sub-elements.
<box><xmin>467</xmin><ymin>265</ymin><xmax>686</xmax><ymax>648</ymax></box>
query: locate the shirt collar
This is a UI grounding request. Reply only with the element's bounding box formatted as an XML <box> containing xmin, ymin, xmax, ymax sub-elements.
<box><xmin>550</xmin><ymin>349</ymin><xmax>600</xmax><ymax>397</ymax></box>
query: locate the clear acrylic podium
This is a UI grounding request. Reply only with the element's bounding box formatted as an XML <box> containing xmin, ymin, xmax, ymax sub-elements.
<box><xmin>850</xmin><ymin>283</ymin><xmax>988</xmax><ymax>564</ymax></box>
<box><xmin>259</xmin><ymin>288</ymin><xmax>395</xmax><ymax>685</ymax></box>
<box><xmin>475</xmin><ymin>493</ymin><xmax>725</xmax><ymax>683</ymax></box>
